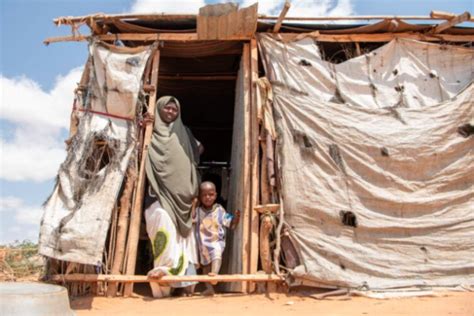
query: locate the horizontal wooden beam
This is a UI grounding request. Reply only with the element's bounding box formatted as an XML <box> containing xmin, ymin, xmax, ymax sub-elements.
<box><xmin>53</xmin><ymin>13</ymin><xmax>474</xmax><ymax>26</ymax></box>
<box><xmin>44</xmin><ymin>33</ymin><xmax>250</xmax><ymax>45</ymax></box>
<box><xmin>431</xmin><ymin>12</ymin><xmax>471</xmax><ymax>34</ymax></box>
<box><xmin>279</xmin><ymin>32</ymin><xmax>474</xmax><ymax>43</ymax></box>
<box><xmin>54</xmin><ymin>13</ymin><xmax>197</xmax><ymax>25</ymax></box>
<box><xmin>260</xmin><ymin>15</ymin><xmax>474</xmax><ymax>21</ymax></box>
<box><xmin>44</xmin><ymin>32</ymin><xmax>474</xmax><ymax>46</ymax></box>
<box><xmin>49</xmin><ymin>273</ymin><xmax>283</xmax><ymax>283</ymax></box>
<box><xmin>159</xmin><ymin>75</ymin><xmax>236</xmax><ymax>81</ymax></box>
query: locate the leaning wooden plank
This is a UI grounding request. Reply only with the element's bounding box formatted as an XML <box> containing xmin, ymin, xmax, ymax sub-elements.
<box><xmin>50</xmin><ymin>273</ymin><xmax>283</xmax><ymax>283</ymax></box>
<box><xmin>122</xmin><ymin>49</ymin><xmax>161</xmax><ymax>297</ymax></box>
<box><xmin>240</xmin><ymin>43</ymin><xmax>252</xmax><ymax>293</ymax></box>
<box><xmin>248</xmin><ymin>38</ymin><xmax>260</xmax><ymax>293</ymax></box>
<box><xmin>106</xmin><ymin>166</ymin><xmax>137</xmax><ymax>297</ymax></box>
<box><xmin>273</xmin><ymin>1</ymin><xmax>291</xmax><ymax>33</ymax></box>
<box><xmin>431</xmin><ymin>12</ymin><xmax>471</xmax><ymax>34</ymax></box>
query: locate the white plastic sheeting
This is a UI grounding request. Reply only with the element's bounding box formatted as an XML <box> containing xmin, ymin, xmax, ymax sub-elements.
<box><xmin>39</xmin><ymin>114</ymin><xmax>135</xmax><ymax>265</ymax></box>
<box><xmin>39</xmin><ymin>42</ymin><xmax>151</xmax><ymax>265</ymax></box>
<box><xmin>259</xmin><ymin>34</ymin><xmax>474</xmax><ymax>289</ymax></box>
<box><xmin>259</xmin><ymin>34</ymin><xmax>474</xmax><ymax>108</ymax></box>
<box><xmin>86</xmin><ymin>43</ymin><xmax>152</xmax><ymax>119</ymax></box>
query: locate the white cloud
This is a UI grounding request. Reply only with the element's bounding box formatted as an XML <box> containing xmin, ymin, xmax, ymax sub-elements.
<box><xmin>130</xmin><ymin>0</ymin><xmax>354</xmax><ymax>16</ymax></box>
<box><xmin>0</xmin><ymin>67</ymin><xmax>82</xmax><ymax>182</ymax></box>
<box><xmin>0</xmin><ymin>196</ymin><xmax>43</xmax><ymax>243</ymax></box>
<box><xmin>131</xmin><ymin>0</ymin><xmax>206</xmax><ymax>14</ymax></box>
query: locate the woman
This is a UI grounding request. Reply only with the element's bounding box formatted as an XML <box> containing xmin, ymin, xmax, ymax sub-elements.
<box><xmin>144</xmin><ymin>96</ymin><xmax>202</xmax><ymax>298</ymax></box>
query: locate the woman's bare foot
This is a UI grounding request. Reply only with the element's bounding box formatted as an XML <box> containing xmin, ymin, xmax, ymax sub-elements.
<box><xmin>148</xmin><ymin>270</ymin><xmax>166</xmax><ymax>278</ymax></box>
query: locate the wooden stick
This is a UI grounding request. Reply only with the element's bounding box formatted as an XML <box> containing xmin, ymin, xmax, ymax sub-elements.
<box><xmin>44</xmin><ymin>32</ymin><xmax>474</xmax><ymax>45</ymax></box>
<box><xmin>260</xmin><ymin>14</ymin><xmax>474</xmax><ymax>21</ymax></box>
<box><xmin>273</xmin><ymin>1</ymin><xmax>291</xmax><ymax>33</ymax></box>
<box><xmin>106</xmin><ymin>166</ymin><xmax>137</xmax><ymax>297</ymax></box>
<box><xmin>123</xmin><ymin>49</ymin><xmax>160</xmax><ymax>297</ymax></box>
<box><xmin>259</xmin><ymin>215</ymin><xmax>273</xmax><ymax>274</ymax></box>
<box><xmin>431</xmin><ymin>12</ymin><xmax>471</xmax><ymax>34</ymax></box>
<box><xmin>159</xmin><ymin>75</ymin><xmax>236</xmax><ymax>81</ymax></box>
<box><xmin>278</xmin><ymin>32</ymin><xmax>474</xmax><ymax>43</ymax></box>
<box><xmin>430</xmin><ymin>10</ymin><xmax>456</xmax><ymax>20</ymax></box>
<box><xmin>54</xmin><ymin>13</ymin><xmax>197</xmax><ymax>25</ymax></box>
<box><xmin>44</xmin><ymin>33</ymin><xmax>250</xmax><ymax>45</ymax></box>
<box><xmin>49</xmin><ymin>273</ymin><xmax>283</xmax><ymax>283</ymax></box>
<box><xmin>254</xmin><ymin>204</ymin><xmax>280</xmax><ymax>214</ymax></box>
<box><xmin>239</xmin><ymin>42</ymin><xmax>251</xmax><ymax>293</ymax></box>
<box><xmin>52</xmin><ymin>13</ymin><xmax>473</xmax><ymax>26</ymax></box>
<box><xmin>248</xmin><ymin>38</ymin><xmax>260</xmax><ymax>293</ymax></box>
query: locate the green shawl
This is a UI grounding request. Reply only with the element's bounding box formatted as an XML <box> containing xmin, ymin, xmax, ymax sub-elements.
<box><xmin>145</xmin><ymin>96</ymin><xmax>200</xmax><ymax>237</ymax></box>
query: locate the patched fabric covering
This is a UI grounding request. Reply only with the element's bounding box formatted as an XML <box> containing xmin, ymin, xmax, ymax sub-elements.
<box><xmin>259</xmin><ymin>35</ymin><xmax>474</xmax><ymax>289</ymax></box>
<box><xmin>259</xmin><ymin>34</ymin><xmax>474</xmax><ymax>109</ymax></box>
<box><xmin>39</xmin><ymin>113</ymin><xmax>135</xmax><ymax>265</ymax></box>
<box><xmin>85</xmin><ymin>42</ymin><xmax>152</xmax><ymax>119</ymax></box>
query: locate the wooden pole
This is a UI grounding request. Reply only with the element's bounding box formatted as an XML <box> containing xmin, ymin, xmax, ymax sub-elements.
<box><xmin>106</xmin><ymin>166</ymin><xmax>137</xmax><ymax>297</ymax></box>
<box><xmin>52</xmin><ymin>12</ymin><xmax>474</xmax><ymax>26</ymax></box>
<box><xmin>248</xmin><ymin>38</ymin><xmax>260</xmax><ymax>293</ymax></box>
<box><xmin>123</xmin><ymin>49</ymin><xmax>161</xmax><ymax>297</ymax></box>
<box><xmin>44</xmin><ymin>32</ymin><xmax>474</xmax><ymax>45</ymax></box>
<box><xmin>259</xmin><ymin>14</ymin><xmax>474</xmax><ymax>21</ymax></box>
<box><xmin>278</xmin><ymin>32</ymin><xmax>474</xmax><ymax>43</ymax></box>
<box><xmin>159</xmin><ymin>75</ymin><xmax>236</xmax><ymax>80</ymax></box>
<box><xmin>273</xmin><ymin>1</ymin><xmax>291</xmax><ymax>33</ymax></box>
<box><xmin>431</xmin><ymin>12</ymin><xmax>471</xmax><ymax>34</ymax></box>
<box><xmin>430</xmin><ymin>10</ymin><xmax>456</xmax><ymax>20</ymax></box>
<box><xmin>50</xmin><ymin>273</ymin><xmax>283</xmax><ymax>283</ymax></box>
<box><xmin>44</xmin><ymin>33</ymin><xmax>250</xmax><ymax>45</ymax></box>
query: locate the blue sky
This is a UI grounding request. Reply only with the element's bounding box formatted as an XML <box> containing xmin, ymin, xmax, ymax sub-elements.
<box><xmin>0</xmin><ymin>0</ymin><xmax>472</xmax><ymax>244</ymax></box>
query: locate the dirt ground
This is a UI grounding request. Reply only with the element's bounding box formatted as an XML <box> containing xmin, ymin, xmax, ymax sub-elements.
<box><xmin>70</xmin><ymin>290</ymin><xmax>474</xmax><ymax>316</ymax></box>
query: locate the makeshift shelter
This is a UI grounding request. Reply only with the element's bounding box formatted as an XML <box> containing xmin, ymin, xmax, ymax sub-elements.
<box><xmin>39</xmin><ymin>3</ymin><xmax>474</xmax><ymax>297</ymax></box>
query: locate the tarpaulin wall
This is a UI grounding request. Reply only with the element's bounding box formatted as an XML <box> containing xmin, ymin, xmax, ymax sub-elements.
<box><xmin>259</xmin><ymin>34</ymin><xmax>474</xmax><ymax>289</ymax></box>
<box><xmin>39</xmin><ymin>43</ymin><xmax>151</xmax><ymax>265</ymax></box>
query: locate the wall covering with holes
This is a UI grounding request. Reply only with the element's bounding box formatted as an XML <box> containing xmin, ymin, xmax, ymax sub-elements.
<box><xmin>39</xmin><ymin>43</ymin><xmax>152</xmax><ymax>264</ymax></box>
<box><xmin>259</xmin><ymin>34</ymin><xmax>474</xmax><ymax>289</ymax></box>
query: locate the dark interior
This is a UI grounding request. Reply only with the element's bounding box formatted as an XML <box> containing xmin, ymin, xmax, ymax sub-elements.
<box><xmin>157</xmin><ymin>41</ymin><xmax>243</xmax><ymax>164</ymax></box>
<box><xmin>135</xmin><ymin>41</ymin><xmax>243</xmax><ymax>280</ymax></box>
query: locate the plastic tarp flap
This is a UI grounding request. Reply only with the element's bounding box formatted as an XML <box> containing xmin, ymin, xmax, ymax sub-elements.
<box><xmin>259</xmin><ymin>35</ymin><xmax>474</xmax><ymax>289</ymax></box>
<box><xmin>258</xmin><ymin>34</ymin><xmax>474</xmax><ymax>108</ymax></box>
<box><xmin>39</xmin><ymin>114</ymin><xmax>135</xmax><ymax>265</ymax></box>
<box><xmin>85</xmin><ymin>43</ymin><xmax>152</xmax><ymax>119</ymax></box>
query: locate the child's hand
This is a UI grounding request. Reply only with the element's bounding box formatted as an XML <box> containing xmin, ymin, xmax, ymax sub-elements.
<box><xmin>231</xmin><ymin>210</ymin><xmax>241</xmax><ymax>229</ymax></box>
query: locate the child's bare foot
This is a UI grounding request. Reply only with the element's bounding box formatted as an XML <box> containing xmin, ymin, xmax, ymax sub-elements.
<box><xmin>202</xmin><ymin>288</ymin><xmax>215</xmax><ymax>296</ymax></box>
<box><xmin>208</xmin><ymin>272</ymin><xmax>218</xmax><ymax>285</ymax></box>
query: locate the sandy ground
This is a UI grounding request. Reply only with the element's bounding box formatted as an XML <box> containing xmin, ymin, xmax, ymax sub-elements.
<box><xmin>71</xmin><ymin>290</ymin><xmax>474</xmax><ymax>316</ymax></box>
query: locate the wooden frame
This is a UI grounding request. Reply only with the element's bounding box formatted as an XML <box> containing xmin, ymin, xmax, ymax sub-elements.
<box><xmin>44</xmin><ymin>32</ymin><xmax>474</xmax><ymax>45</ymax></box>
<box><xmin>50</xmin><ymin>273</ymin><xmax>282</xmax><ymax>283</ymax></box>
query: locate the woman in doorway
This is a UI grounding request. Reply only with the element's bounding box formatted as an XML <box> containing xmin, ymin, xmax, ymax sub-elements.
<box><xmin>144</xmin><ymin>96</ymin><xmax>203</xmax><ymax>298</ymax></box>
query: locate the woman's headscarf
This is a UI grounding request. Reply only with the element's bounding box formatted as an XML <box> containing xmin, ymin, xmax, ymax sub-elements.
<box><xmin>145</xmin><ymin>96</ymin><xmax>200</xmax><ymax>237</ymax></box>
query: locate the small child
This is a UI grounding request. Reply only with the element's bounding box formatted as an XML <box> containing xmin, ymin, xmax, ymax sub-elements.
<box><xmin>194</xmin><ymin>181</ymin><xmax>240</xmax><ymax>295</ymax></box>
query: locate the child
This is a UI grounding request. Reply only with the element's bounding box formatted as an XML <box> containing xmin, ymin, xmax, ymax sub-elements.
<box><xmin>194</xmin><ymin>181</ymin><xmax>240</xmax><ymax>295</ymax></box>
